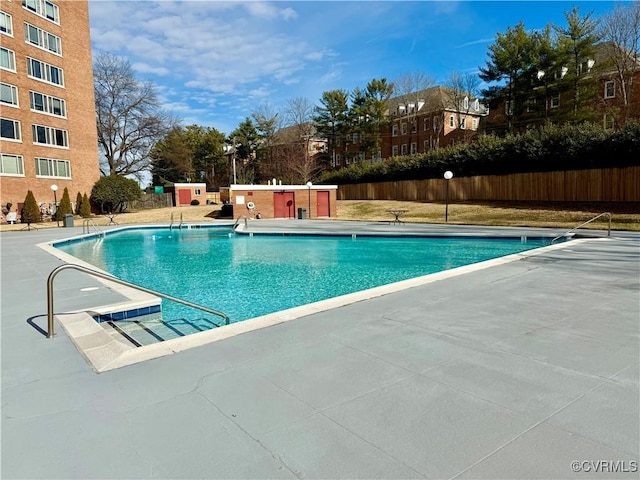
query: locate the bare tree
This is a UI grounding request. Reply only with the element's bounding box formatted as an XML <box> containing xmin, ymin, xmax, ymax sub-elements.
<box><xmin>600</xmin><ymin>2</ymin><xmax>640</xmax><ymax>125</ymax></box>
<box><xmin>393</xmin><ymin>72</ymin><xmax>435</xmax><ymax>149</ymax></box>
<box><xmin>283</xmin><ymin>97</ymin><xmax>317</xmax><ymax>183</ymax></box>
<box><xmin>252</xmin><ymin>103</ymin><xmax>282</xmax><ymax>181</ymax></box>
<box><xmin>444</xmin><ymin>72</ymin><xmax>481</xmax><ymax>142</ymax></box>
<box><xmin>94</xmin><ymin>53</ymin><xmax>177</xmax><ymax>179</ymax></box>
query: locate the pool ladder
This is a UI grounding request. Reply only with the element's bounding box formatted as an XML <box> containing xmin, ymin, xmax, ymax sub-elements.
<box><xmin>46</xmin><ymin>263</ymin><xmax>230</xmax><ymax>339</ymax></box>
<box><xmin>82</xmin><ymin>218</ymin><xmax>105</xmax><ymax>237</ymax></box>
<box><xmin>232</xmin><ymin>215</ymin><xmax>249</xmax><ymax>231</ymax></box>
<box><xmin>169</xmin><ymin>212</ymin><xmax>184</xmax><ymax>230</ymax></box>
<box><xmin>551</xmin><ymin>212</ymin><xmax>612</xmax><ymax>243</ymax></box>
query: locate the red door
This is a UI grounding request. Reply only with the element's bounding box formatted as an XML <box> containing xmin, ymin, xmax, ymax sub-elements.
<box><xmin>273</xmin><ymin>192</ymin><xmax>295</xmax><ymax>218</ymax></box>
<box><xmin>316</xmin><ymin>191</ymin><xmax>330</xmax><ymax>217</ymax></box>
<box><xmin>178</xmin><ymin>189</ymin><xmax>191</xmax><ymax>206</ymax></box>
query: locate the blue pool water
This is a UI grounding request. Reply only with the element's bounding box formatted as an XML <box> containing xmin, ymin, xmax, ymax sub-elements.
<box><xmin>56</xmin><ymin>227</ymin><xmax>550</xmax><ymax>325</ymax></box>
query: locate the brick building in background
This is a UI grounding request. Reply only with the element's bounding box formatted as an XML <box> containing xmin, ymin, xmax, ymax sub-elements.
<box><xmin>0</xmin><ymin>0</ymin><xmax>99</xmax><ymax>219</ymax></box>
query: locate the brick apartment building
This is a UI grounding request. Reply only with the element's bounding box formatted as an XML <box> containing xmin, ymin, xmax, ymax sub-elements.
<box><xmin>332</xmin><ymin>86</ymin><xmax>488</xmax><ymax>169</ymax></box>
<box><xmin>0</xmin><ymin>0</ymin><xmax>99</xmax><ymax>220</ymax></box>
<box><xmin>483</xmin><ymin>42</ymin><xmax>640</xmax><ymax>134</ymax></box>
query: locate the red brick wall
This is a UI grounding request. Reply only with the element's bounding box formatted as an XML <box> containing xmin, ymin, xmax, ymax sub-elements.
<box><xmin>0</xmin><ymin>0</ymin><xmax>99</xmax><ymax>217</ymax></box>
<box><xmin>229</xmin><ymin>188</ymin><xmax>337</xmax><ymax>219</ymax></box>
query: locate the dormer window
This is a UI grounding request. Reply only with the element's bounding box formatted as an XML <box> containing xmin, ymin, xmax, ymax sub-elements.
<box><xmin>473</xmin><ymin>99</ymin><xmax>479</xmax><ymax>111</ymax></box>
<box><xmin>463</xmin><ymin>96</ymin><xmax>469</xmax><ymax>110</ymax></box>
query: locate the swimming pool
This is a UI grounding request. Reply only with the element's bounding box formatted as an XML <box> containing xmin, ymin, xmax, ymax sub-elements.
<box><xmin>55</xmin><ymin>227</ymin><xmax>552</xmax><ymax>342</ymax></box>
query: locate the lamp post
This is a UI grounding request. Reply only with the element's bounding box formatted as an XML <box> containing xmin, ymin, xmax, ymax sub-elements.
<box><xmin>50</xmin><ymin>184</ymin><xmax>59</xmax><ymax>227</ymax></box>
<box><xmin>306</xmin><ymin>181</ymin><xmax>312</xmax><ymax>219</ymax></box>
<box><xmin>443</xmin><ymin>171</ymin><xmax>453</xmax><ymax>222</ymax></box>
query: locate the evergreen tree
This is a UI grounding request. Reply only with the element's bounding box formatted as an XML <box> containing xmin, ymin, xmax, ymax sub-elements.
<box><xmin>364</xmin><ymin>78</ymin><xmax>394</xmax><ymax>159</ymax></box>
<box><xmin>554</xmin><ymin>7</ymin><xmax>601</xmax><ymax>121</ymax></box>
<box><xmin>480</xmin><ymin>22</ymin><xmax>537</xmax><ymax>132</ymax></box>
<box><xmin>314</xmin><ymin>90</ymin><xmax>349</xmax><ymax>166</ymax></box>
<box><xmin>75</xmin><ymin>192</ymin><xmax>83</xmax><ymax>215</ymax></box>
<box><xmin>56</xmin><ymin>187</ymin><xmax>73</xmax><ymax>220</ymax></box>
<box><xmin>21</xmin><ymin>190</ymin><xmax>40</xmax><ymax>226</ymax></box>
<box><xmin>80</xmin><ymin>193</ymin><xmax>92</xmax><ymax>218</ymax></box>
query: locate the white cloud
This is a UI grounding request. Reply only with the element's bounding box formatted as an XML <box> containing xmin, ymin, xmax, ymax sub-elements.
<box><xmin>132</xmin><ymin>62</ymin><xmax>170</xmax><ymax>76</ymax></box>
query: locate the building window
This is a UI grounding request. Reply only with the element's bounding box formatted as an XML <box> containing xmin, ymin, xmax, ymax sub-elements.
<box><xmin>472</xmin><ymin>118</ymin><xmax>478</xmax><ymax>130</ymax></box>
<box><xmin>392</xmin><ymin>124</ymin><xmax>398</xmax><ymax>137</ymax></box>
<box><xmin>401</xmin><ymin>123</ymin><xmax>407</xmax><ymax>135</ymax></box>
<box><xmin>604</xmin><ymin>81</ymin><xmax>615</xmax><ymax>99</ymax></box>
<box><xmin>392</xmin><ymin>145</ymin><xmax>398</xmax><ymax>157</ymax></box>
<box><xmin>411</xmin><ymin>122</ymin><xmax>417</xmax><ymax>133</ymax></box>
<box><xmin>335</xmin><ymin>154</ymin><xmax>340</xmax><ymax>165</ymax></box>
<box><xmin>449</xmin><ymin>116</ymin><xmax>454</xmax><ymax>127</ymax></box>
<box><xmin>352</xmin><ymin>132</ymin><xmax>359</xmax><ymax>144</ymax></box>
<box><xmin>604</xmin><ymin>114</ymin><xmax>615</xmax><ymax>130</ymax></box>
<box><xmin>1</xmin><ymin>118</ymin><xmax>21</xmax><ymax>141</ymax></box>
<box><xmin>410</xmin><ymin>142</ymin><xmax>417</xmax><ymax>154</ymax></box>
<box><xmin>194</xmin><ymin>188</ymin><xmax>201</xmax><ymax>195</ymax></box>
<box><xmin>1</xmin><ymin>11</ymin><xmax>13</xmax><ymax>36</ymax></box>
<box><xmin>460</xmin><ymin>118</ymin><xmax>466</xmax><ymax>129</ymax></box>
<box><xmin>0</xmin><ymin>47</ymin><xmax>16</xmax><ymax>72</ymax></box>
<box><xmin>0</xmin><ymin>154</ymin><xmax>24</xmax><ymax>176</ymax></box>
<box><xmin>23</xmin><ymin>0</ymin><xmax>60</xmax><ymax>24</ymax></box>
<box><xmin>1</xmin><ymin>82</ymin><xmax>19</xmax><ymax>107</ymax></box>
<box><xmin>345</xmin><ymin>156</ymin><xmax>350</xmax><ymax>165</ymax></box>
<box><xmin>551</xmin><ymin>94</ymin><xmax>560</xmax><ymax>108</ymax></box>
<box><xmin>336</xmin><ymin>137</ymin><xmax>341</xmax><ymax>147</ymax></box>
<box><xmin>35</xmin><ymin>157</ymin><xmax>70</xmax><ymax>178</ymax></box>
<box><xmin>474</xmin><ymin>99</ymin><xmax>479</xmax><ymax>111</ymax></box>
<box><xmin>32</xmin><ymin>124</ymin><xmax>68</xmax><ymax>147</ymax></box>
<box><xmin>30</xmin><ymin>91</ymin><xmax>66</xmax><ymax>117</ymax></box>
<box><xmin>27</xmin><ymin>57</ymin><xmax>64</xmax><ymax>87</ymax></box>
<box><xmin>401</xmin><ymin>144</ymin><xmax>408</xmax><ymax>155</ymax></box>
<box><xmin>423</xmin><ymin>118</ymin><xmax>429</xmax><ymax>131</ymax></box>
<box><xmin>433</xmin><ymin>116</ymin><xmax>438</xmax><ymax>131</ymax></box>
<box><xmin>463</xmin><ymin>96</ymin><xmax>469</xmax><ymax>110</ymax></box>
<box><xmin>424</xmin><ymin>140</ymin><xmax>429</xmax><ymax>151</ymax></box>
<box><xmin>505</xmin><ymin>101</ymin><xmax>513</xmax><ymax>115</ymax></box>
<box><xmin>24</xmin><ymin>22</ymin><xmax>62</xmax><ymax>55</ymax></box>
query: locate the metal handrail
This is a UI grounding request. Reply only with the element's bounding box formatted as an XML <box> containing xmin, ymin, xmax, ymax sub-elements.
<box><xmin>46</xmin><ymin>263</ymin><xmax>230</xmax><ymax>338</ymax></box>
<box><xmin>552</xmin><ymin>212</ymin><xmax>612</xmax><ymax>243</ymax></box>
<box><xmin>82</xmin><ymin>218</ymin><xmax>104</xmax><ymax>236</ymax></box>
<box><xmin>232</xmin><ymin>215</ymin><xmax>248</xmax><ymax>231</ymax></box>
<box><xmin>170</xmin><ymin>212</ymin><xmax>184</xmax><ymax>230</ymax></box>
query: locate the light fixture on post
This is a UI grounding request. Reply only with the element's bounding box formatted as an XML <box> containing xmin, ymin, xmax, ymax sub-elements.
<box><xmin>443</xmin><ymin>171</ymin><xmax>453</xmax><ymax>223</ymax></box>
<box><xmin>306</xmin><ymin>181</ymin><xmax>312</xmax><ymax>219</ymax></box>
<box><xmin>50</xmin><ymin>184</ymin><xmax>59</xmax><ymax>227</ymax></box>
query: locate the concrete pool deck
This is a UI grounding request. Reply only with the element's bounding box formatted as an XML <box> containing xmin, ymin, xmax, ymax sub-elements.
<box><xmin>1</xmin><ymin>220</ymin><xmax>638</xmax><ymax>479</ymax></box>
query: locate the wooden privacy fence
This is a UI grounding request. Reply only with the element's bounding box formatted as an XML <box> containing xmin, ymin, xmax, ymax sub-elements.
<box><xmin>336</xmin><ymin>166</ymin><xmax>640</xmax><ymax>203</ymax></box>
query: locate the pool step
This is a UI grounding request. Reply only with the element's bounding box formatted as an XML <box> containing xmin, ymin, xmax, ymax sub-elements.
<box><xmin>104</xmin><ymin>316</ymin><xmax>223</xmax><ymax>347</ymax></box>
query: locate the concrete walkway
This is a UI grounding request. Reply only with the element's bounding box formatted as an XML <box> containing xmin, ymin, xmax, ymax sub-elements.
<box><xmin>1</xmin><ymin>221</ymin><xmax>638</xmax><ymax>479</ymax></box>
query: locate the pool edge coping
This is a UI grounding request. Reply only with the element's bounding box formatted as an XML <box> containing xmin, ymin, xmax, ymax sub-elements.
<box><xmin>39</xmin><ymin>233</ymin><xmax>595</xmax><ymax>372</ymax></box>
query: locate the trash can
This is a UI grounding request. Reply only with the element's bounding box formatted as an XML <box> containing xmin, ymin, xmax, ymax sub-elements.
<box><xmin>297</xmin><ymin>208</ymin><xmax>306</xmax><ymax>219</ymax></box>
<box><xmin>63</xmin><ymin>213</ymin><xmax>74</xmax><ymax>228</ymax></box>
<box><xmin>220</xmin><ymin>203</ymin><xmax>233</xmax><ymax>218</ymax></box>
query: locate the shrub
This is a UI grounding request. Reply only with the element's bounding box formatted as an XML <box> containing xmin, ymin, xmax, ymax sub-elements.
<box><xmin>21</xmin><ymin>190</ymin><xmax>40</xmax><ymax>225</ymax></box>
<box><xmin>80</xmin><ymin>193</ymin><xmax>92</xmax><ymax>218</ymax></box>
<box><xmin>75</xmin><ymin>192</ymin><xmax>83</xmax><ymax>215</ymax></box>
<box><xmin>319</xmin><ymin>122</ymin><xmax>640</xmax><ymax>184</ymax></box>
<box><xmin>54</xmin><ymin>187</ymin><xmax>73</xmax><ymax>221</ymax></box>
<box><xmin>91</xmin><ymin>175</ymin><xmax>142</xmax><ymax>213</ymax></box>
<box><xmin>190</xmin><ymin>199</ymin><xmax>200</xmax><ymax>206</ymax></box>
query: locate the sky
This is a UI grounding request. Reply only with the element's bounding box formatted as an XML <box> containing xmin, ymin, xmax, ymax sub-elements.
<box><xmin>88</xmin><ymin>0</ymin><xmax>621</xmax><ymax>137</ymax></box>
